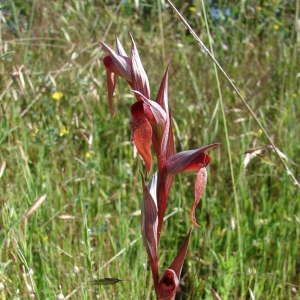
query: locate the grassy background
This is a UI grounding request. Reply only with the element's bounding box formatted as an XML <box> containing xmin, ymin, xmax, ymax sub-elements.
<box><xmin>0</xmin><ymin>0</ymin><xmax>299</xmax><ymax>299</ymax></box>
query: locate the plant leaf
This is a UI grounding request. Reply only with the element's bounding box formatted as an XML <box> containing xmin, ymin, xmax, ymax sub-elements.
<box><xmin>90</xmin><ymin>277</ymin><xmax>123</xmax><ymax>286</ymax></box>
<box><xmin>0</xmin><ymin>51</ymin><xmax>14</xmax><ymax>59</ymax></box>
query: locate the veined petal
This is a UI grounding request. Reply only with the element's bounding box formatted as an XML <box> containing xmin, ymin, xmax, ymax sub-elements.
<box><xmin>130</xmin><ymin>33</ymin><xmax>150</xmax><ymax>99</ymax></box>
<box><xmin>130</xmin><ymin>102</ymin><xmax>152</xmax><ymax>176</ymax></box>
<box><xmin>141</xmin><ymin>174</ymin><xmax>158</xmax><ymax>255</ymax></box>
<box><xmin>156</xmin><ymin>64</ymin><xmax>170</xmax><ymax>114</ymax></box>
<box><xmin>156</xmin><ymin>65</ymin><xmax>174</xmax><ymax>157</ymax></box>
<box><xmin>141</xmin><ymin>173</ymin><xmax>159</xmax><ymax>285</ymax></box>
<box><xmin>191</xmin><ymin>168</ymin><xmax>207</xmax><ymax>227</ymax></box>
<box><xmin>132</xmin><ymin>90</ymin><xmax>167</xmax><ymax>125</ymax></box>
<box><xmin>100</xmin><ymin>42</ymin><xmax>132</xmax><ymax>81</ymax></box>
<box><xmin>166</xmin><ymin>143</ymin><xmax>219</xmax><ymax>175</ymax></box>
<box><xmin>115</xmin><ymin>36</ymin><xmax>128</xmax><ymax>57</ymax></box>
<box><xmin>147</xmin><ymin>172</ymin><xmax>158</xmax><ymax>204</ymax></box>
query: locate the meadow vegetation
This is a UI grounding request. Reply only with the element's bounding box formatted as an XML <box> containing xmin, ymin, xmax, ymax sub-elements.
<box><xmin>0</xmin><ymin>0</ymin><xmax>299</xmax><ymax>299</ymax></box>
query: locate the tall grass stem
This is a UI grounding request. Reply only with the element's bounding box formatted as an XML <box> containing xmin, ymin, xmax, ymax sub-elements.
<box><xmin>200</xmin><ymin>0</ymin><xmax>244</xmax><ymax>295</ymax></box>
<box><xmin>166</xmin><ymin>0</ymin><xmax>300</xmax><ymax>190</ymax></box>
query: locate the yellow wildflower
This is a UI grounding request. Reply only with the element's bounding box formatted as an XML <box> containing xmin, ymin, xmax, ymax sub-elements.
<box><xmin>33</xmin><ymin>125</ymin><xmax>39</xmax><ymax>135</ymax></box>
<box><xmin>85</xmin><ymin>152</ymin><xmax>91</xmax><ymax>158</ymax></box>
<box><xmin>292</xmin><ymin>93</ymin><xmax>297</xmax><ymax>98</ymax></box>
<box><xmin>52</xmin><ymin>92</ymin><xmax>63</xmax><ymax>101</ymax></box>
<box><xmin>250</xmin><ymin>129</ymin><xmax>262</xmax><ymax>137</ymax></box>
<box><xmin>189</xmin><ymin>6</ymin><xmax>196</xmax><ymax>12</ymax></box>
<box><xmin>263</xmin><ymin>1</ymin><xmax>269</xmax><ymax>6</ymax></box>
<box><xmin>59</xmin><ymin>126</ymin><xmax>69</xmax><ymax>137</ymax></box>
<box><xmin>273</xmin><ymin>24</ymin><xmax>279</xmax><ymax>30</ymax></box>
<box><xmin>256</xmin><ymin>6</ymin><xmax>262</xmax><ymax>11</ymax></box>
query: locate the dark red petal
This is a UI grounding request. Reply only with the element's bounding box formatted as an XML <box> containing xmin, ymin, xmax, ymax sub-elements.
<box><xmin>183</xmin><ymin>153</ymin><xmax>210</xmax><ymax>173</ymax></box>
<box><xmin>191</xmin><ymin>168</ymin><xmax>207</xmax><ymax>227</ymax></box>
<box><xmin>132</xmin><ymin>90</ymin><xmax>167</xmax><ymax>124</ymax></box>
<box><xmin>130</xmin><ymin>102</ymin><xmax>152</xmax><ymax>176</ymax></box>
<box><xmin>130</xmin><ymin>101</ymin><xmax>145</xmax><ymax>119</ymax></box>
<box><xmin>166</xmin><ymin>143</ymin><xmax>219</xmax><ymax>175</ymax></box>
<box><xmin>156</xmin><ymin>269</ymin><xmax>179</xmax><ymax>300</ymax></box>
<box><xmin>130</xmin><ymin>33</ymin><xmax>150</xmax><ymax>99</ymax></box>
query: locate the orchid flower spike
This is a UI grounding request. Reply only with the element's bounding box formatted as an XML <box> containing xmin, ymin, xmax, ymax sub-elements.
<box><xmin>100</xmin><ymin>34</ymin><xmax>150</xmax><ymax>117</ymax></box>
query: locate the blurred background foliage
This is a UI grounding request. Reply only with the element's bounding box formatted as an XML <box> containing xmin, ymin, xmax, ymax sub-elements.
<box><xmin>0</xmin><ymin>0</ymin><xmax>299</xmax><ymax>299</ymax></box>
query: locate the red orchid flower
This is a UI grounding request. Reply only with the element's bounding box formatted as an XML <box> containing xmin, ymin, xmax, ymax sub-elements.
<box><xmin>101</xmin><ymin>34</ymin><xmax>168</xmax><ymax>176</ymax></box>
<box><xmin>130</xmin><ymin>91</ymin><xmax>167</xmax><ymax>176</ymax></box>
<box><xmin>100</xmin><ymin>33</ymin><xmax>150</xmax><ymax>117</ymax></box>
<box><xmin>166</xmin><ymin>143</ymin><xmax>219</xmax><ymax>227</ymax></box>
<box><xmin>156</xmin><ymin>229</ymin><xmax>192</xmax><ymax>300</ymax></box>
<box><xmin>141</xmin><ymin>172</ymin><xmax>192</xmax><ymax>299</ymax></box>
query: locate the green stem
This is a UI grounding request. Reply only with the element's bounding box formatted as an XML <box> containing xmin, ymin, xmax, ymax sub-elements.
<box><xmin>199</xmin><ymin>0</ymin><xmax>244</xmax><ymax>295</ymax></box>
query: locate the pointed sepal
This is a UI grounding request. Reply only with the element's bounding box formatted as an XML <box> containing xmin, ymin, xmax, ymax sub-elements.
<box><xmin>130</xmin><ymin>32</ymin><xmax>150</xmax><ymax>99</ymax></box>
<box><xmin>141</xmin><ymin>173</ymin><xmax>159</xmax><ymax>287</ymax></box>
<box><xmin>100</xmin><ymin>42</ymin><xmax>132</xmax><ymax>81</ymax></box>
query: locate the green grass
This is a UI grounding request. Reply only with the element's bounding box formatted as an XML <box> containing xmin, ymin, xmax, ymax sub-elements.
<box><xmin>0</xmin><ymin>0</ymin><xmax>299</xmax><ymax>299</ymax></box>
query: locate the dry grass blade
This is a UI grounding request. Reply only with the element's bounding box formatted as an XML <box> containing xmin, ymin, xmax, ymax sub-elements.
<box><xmin>57</xmin><ymin>214</ymin><xmax>76</xmax><ymax>220</ymax></box>
<box><xmin>0</xmin><ymin>160</ymin><xmax>6</xmax><ymax>178</ymax></box>
<box><xmin>244</xmin><ymin>145</ymin><xmax>298</xmax><ymax>169</ymax></box>
<box><xmin>23</xmin><ymin>194</ymin><xmax>47</xmax><ymax>219</ymax></box>
<box><xmin>166</xmin><ymin>0</ymin><xmax>300</xmax><ymax>189</ymax></box>
<box><xmin>211</xmin><ymin>288</ymin><xmax>222</xmax><ymax>300</ymax></box>
<box><xmin>265</xmin><ymin>145</ymin><xmax>298</xmax><ymax>166</ymax></box>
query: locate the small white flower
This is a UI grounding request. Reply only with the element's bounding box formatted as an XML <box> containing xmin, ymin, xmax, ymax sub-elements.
<box><xmin>27</xmin><ymin>268</ymin><xmax>34</xmax><ymax>276</ymax></box>
<box><xmin>73</xmin><ymin>265</ymin><xmax>80</xmax><ymax>274</ymax></box>
<box><xmin>57</xmin><ymin>293</ymin><xmax>64</xmax><ymax>300</ymax></box>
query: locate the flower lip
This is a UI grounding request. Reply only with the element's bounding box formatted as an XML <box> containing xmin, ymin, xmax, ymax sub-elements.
<box><xmin>156</xmin><ymin>269</ymin><xmax>179</xmax><ymax>299</ymax></box>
